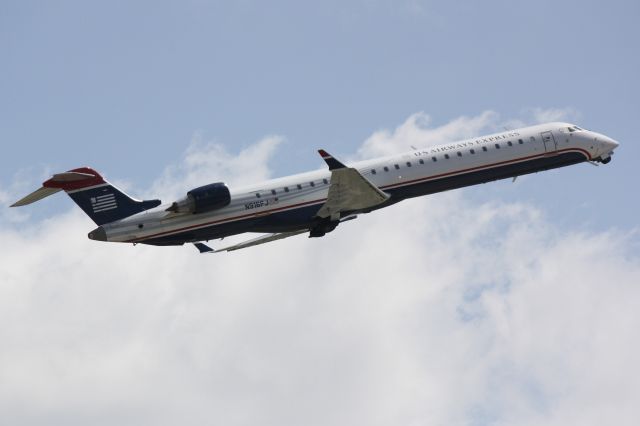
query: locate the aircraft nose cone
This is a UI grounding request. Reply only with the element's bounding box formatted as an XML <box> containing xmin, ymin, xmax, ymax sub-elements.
<box><xmin>593</xmin><ymin>132</ymin><xmax>619</xmax><ymax>157</ymax></box>
<box><xmin>601</xmin><ymin>137</ymin><xmax>619</xmax><ymax>153</ymax></box>
<box><xmin>88</xmin><ymin>226</ymin><xmax>107</xmax><ymax>241</ymax></box>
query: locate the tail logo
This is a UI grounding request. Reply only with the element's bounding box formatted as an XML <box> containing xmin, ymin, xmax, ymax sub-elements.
<box><xmin>91</xmin><ymin>193</ymin><xmax>117</xmax><ymax>213</ymax></box>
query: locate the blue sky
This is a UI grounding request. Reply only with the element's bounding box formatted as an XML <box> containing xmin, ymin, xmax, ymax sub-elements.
<box><xmin>2</xmin><ymin>0</ymin><xmax>638</xmax><ymax>228</ymax></box>
<box><xmin>1</xmin><ymin>1</ymin><xmax>639</xmax><ymax>425</ymax></box>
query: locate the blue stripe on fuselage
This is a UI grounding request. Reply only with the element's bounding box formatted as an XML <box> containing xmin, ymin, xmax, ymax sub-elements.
<box><xmin>141</xmin><ymin>151</ymin><xmax>587</xmax><ymax>246</ymax></box>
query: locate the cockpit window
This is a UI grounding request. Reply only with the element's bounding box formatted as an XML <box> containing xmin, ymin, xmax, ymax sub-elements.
<box><xmin>568</xmin><ymin>126</ymin><xmax>584</xmax><ymax>133</ymax></box>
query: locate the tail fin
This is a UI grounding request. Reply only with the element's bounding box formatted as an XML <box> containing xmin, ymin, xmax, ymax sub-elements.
<box><xmin>11</xmin><ymin>167</ymin><xmax>161</xmax><ymax>225</ymax></box>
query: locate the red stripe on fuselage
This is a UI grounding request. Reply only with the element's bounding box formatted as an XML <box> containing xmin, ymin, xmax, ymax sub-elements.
<box><xmin>382</xmin><ymin>147</ymin><xmax>591</xmax><ymax>190</ymax></box>
<box><xmin>128</xmin><ymin>198</ymin><xmax>327</xmax><ymax>242</ymax></box>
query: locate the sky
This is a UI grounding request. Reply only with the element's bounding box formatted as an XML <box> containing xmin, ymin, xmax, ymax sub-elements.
<box><xmin>1</xmin><ymin>1</ymin><xmax>639</xmax><ymax>425</ymax></box>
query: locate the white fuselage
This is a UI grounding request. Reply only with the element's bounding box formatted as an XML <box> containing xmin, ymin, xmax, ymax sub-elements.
<box><xmin>100</xmin><ymin>122</ymin><xmax>619</xmax><ymax>245</ymax></box>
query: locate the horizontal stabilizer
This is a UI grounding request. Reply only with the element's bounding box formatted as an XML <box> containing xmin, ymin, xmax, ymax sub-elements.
<box><xmin>10</xmin><ymin>186</ymin><xmax>62</xmax><ymax>207</ymax></box>
<box><xmin>49</xmin><ymin>171</ymin><xmax>96</xmax><ymax>182</ymax></box>
<box><xmin>11</xmin><ymin>171</ymin><xmax>101</xmax><ymax>207</ymax></box>
<box><xmin>11</xmin><ymin>167</ymin><xmax>162</xmax><ymax>225</ymax></box>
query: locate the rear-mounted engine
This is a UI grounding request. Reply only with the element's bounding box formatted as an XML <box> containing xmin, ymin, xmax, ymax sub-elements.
<box><xmin>166</xmin><ymin>182</ymin><xmax>231</xmax><ymax>214</ymax></box>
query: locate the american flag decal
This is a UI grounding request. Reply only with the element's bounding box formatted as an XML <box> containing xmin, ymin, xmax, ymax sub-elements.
<box><xmin>91</xmin><ymin>193</ymin><xmax>117</xmax><ymax>213</ymax></box>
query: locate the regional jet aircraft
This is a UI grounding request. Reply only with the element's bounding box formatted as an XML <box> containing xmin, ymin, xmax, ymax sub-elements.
<box><xmin>11</xmin><ymin>122</ymin><xmax>619</xmax><ymax>253</ymax></box>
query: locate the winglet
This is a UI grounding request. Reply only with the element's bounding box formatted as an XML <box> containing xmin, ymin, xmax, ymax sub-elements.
<box><xmin>318</xmin><ymin>149</ymin><xmax>346</xmax><ymax>170</ymax></box>
<box><xmin>194</xmin><ymin>242</ymin><xmax>214</xmax><ymax>253</ymax></box>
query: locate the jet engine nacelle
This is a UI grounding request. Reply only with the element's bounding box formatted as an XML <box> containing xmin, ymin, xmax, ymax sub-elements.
<box><xmin>166</xmin><ymin>182</ymin><xmax>231</xmax><ymax>214</ymax></box>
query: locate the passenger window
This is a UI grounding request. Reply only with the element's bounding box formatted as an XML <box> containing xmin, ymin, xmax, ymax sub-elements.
<box><xmin>310</xmin><ymin>181</ymin><xmax>315</xmax><ymax>187</ymax></box>
<box><xmin>470</xmin><ymin>149</ymin><xmax>475</xmax><ymax>154</ymax></box>
<box><xmin>271</xmin><ymin>189</ymin><xmax>277</xmax><ymax>195</ymax></box>
<box><xmin>406</xmin><ymin>162</ymin><xmax>412</xmax><ymax>167</ymax></box>
<box><xmin>482</xmin><ymin>146</ymin><xmax>488</xmax><ymax>152</ymax></box>
<box><xmin>518</xmin><ymin>139</ymin><xmax>524</xmax><ymax>144</ymax></box>
<box><xmin>256</xmin><ymin>193</ymin><xmax>261</xmax><ymax>198</ymax></box>
<box><xmin>394</xmin><ymin>164</ymin><xmax>400</xmax><ymax>170</ymax></box>
<box><xmin>432</xmin><ymin>157</ymin><xmax>437</xmax><ymax>162</ymax></box>
<box><xmin>444</xmin><ymin>154</ymin><xmax>450</xmax><ymax>159</ymax></box>
<box><xmin>457</xmin><ymin>152</ymin><xmax>462</xmax><ymax>157</ymax></box>
<box><xmin>384</xmin><ymin>166</ymin><xmax>389</xmax><ymax>172</ymax></box>
<box><xmin>323</xmin><ymin>179</ymin><xmax>328</xmax><ymax>184</ymax></box>
<box><xmin>530</xmin><ymin>136</ymin><xmax>536</xmax><ymax>142</ymax></box>
<box><xmin>495</xmin><ymin>144</ymin><xmax>501</xmax><ymax>149</ymax></box>
<box><xmin>371</xmin><ymin>169</ymin><xmax>376</xmax><ymax>175</ymax></box>
<box><xmin>284</xmin><ymin>187</ymin><xmax>289</xmax><ymax>192</ymax></box>
<box><xmin>297</xmin><ymin>184</ymin><xmax>302</xmax><ymax>190</ymax></box>
<box><xmin>507</xmin><ymin>141</ymin><xmax>513</xmax><ymax>146</ymax></box>
<box><xmin>419</xmin><ymin>159</ymin><xmax>424</xmax><ymax>165</ymax></box>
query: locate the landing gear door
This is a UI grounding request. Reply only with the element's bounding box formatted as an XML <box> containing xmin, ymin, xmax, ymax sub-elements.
<box><xmin>541</xmin><ymin>131</ymin><xmax>557</xmax><ymax>154</ymax></box>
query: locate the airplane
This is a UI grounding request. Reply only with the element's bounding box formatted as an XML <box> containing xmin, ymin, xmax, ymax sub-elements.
<box><xmin>11</xmin><ymin>122</ymin><xmax>619</xmax><ymax>253</ymax></box>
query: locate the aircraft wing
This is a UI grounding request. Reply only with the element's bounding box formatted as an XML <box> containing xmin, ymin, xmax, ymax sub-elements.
<box><xmin>203</xmin><ymin>149</ymin><xmax>388</xmax><ymax>253</ymax></box>
<box><xmin>315</xmin><ymin>149</ymin><xmax>389</xmax><ymax>220</ymax></box>
<box><xmin>214</xmin><ymin>229</ymin><xmax>309</xmax><ymax>252</ymax></box>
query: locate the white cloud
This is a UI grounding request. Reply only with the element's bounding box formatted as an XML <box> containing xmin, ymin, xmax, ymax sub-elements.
<box><xmin>355</xmin><ymin>107</ymin><xmax>579</xmax><ymax>159</ymax></box>
<box><xmin>499</xmin><ymin>107</ymin><xmax>581</xmax><ymax>133</ymax></box>
<box><xmin>356</xmin><ymin>110</ymin><xmax>500</xmax><ymax>158</ymax></box>
<box><xmin>148</xmin><ymin>133</ymin><xmax>284</xmax><ymax>200</ymax></box>
<box><xmin>0</xmin><ymin>168</ymin><xmax>47</xmax><ymax>224</ymax></box>
<box><xmin>529</xmin><ymin>106</ymin><xmax>581</xmax><ymax>124</ymax></box>
<box><xmin>1</xmin><ymin>111</ymin><xmax>638</xmax><ymax>426</ymax></box>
